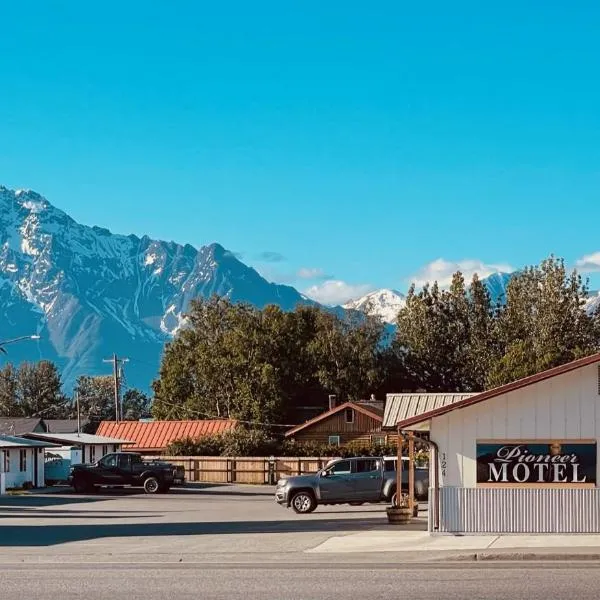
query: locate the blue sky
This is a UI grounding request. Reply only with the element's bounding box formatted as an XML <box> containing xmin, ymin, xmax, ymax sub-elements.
<box><xmin>1</xmin><ymin>2</ymin><xmax>600</xmax><ymax>303</ymax></box>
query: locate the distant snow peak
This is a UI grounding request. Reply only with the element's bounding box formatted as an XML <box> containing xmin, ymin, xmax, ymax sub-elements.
<box><xmin>343</xmin><ymin>289</ymin><xmax>406</xmax><ymax>323</ymax></box>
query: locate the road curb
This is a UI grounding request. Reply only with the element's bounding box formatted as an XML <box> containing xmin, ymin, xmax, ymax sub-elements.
<box><xmin>474</xmin><ymin>551</ymin><xmax>600</xmax><ymax>562</ymax></box>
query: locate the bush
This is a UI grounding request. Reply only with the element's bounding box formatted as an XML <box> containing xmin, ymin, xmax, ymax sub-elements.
<box><xmin>166</xmin><ymin>428</ymin><xmax>279</xmax><ymax>457</ymax></box>
<box><xmin>220</xmin><ymin>428</ymin><xmax>280</xmax><ymax>457</ymax></box>
<box><xmin>166</xmin><ymin>427</ymin><xmax>420</xmax><ymax>460</ymax></box>
<box><xmin>166</xmin><ymin>434</ymin><xmax>225</xmax><ymax>456</ymax></box>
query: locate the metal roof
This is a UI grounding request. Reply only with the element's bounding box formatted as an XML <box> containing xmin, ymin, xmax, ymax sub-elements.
<box><xmin>0</xmin><ymin>435</ymin><xmax>60</xmax><ymax>449</ymax></box>
<box><xmin>96</xmin><ymin>420</ymin><xmax>237</xmax><ymax>451</ymax></box>
<box><xmin>383</xmin><ymin>393</ymin><xmax>477</xmax><ymax>429</ymax></box>
<box><xmin>23</xmin><ymin>432</ymin><xmax>133</xmax><ymax>446</ymax></box>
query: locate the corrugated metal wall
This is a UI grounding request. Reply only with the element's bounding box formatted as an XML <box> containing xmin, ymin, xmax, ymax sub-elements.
<box><xmin>437</xmin><ymin>487</ymin><xmax>600</xmax><ymax>533</ymax></box>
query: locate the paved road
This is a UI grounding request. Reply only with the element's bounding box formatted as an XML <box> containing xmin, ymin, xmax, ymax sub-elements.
<box><xmin>0</xmin><ymin>484</ymin><xmax>425</xmax><ymax>556</ymax></box>
<box><xmin>1</xmin><ymin>563</ymin><xmax>599</xmax><ymax>600</ymax></box>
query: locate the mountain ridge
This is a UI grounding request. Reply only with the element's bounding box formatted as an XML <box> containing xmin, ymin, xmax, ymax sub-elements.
<box><xmin>0</xmin><ymin>186</ymin><xmax>314</xmax><ymax>391</ymax></box>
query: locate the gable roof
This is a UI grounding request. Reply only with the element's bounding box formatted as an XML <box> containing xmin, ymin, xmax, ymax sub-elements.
<box><xmin>0</xmin><ymin>418</ymin><xmax>45</xmax><ymax>436</ymax></box>
<box><xmin>285</xmin><ymin>401</ymin><xmax>384</xmax><ymax>438</ymax></box>
<box><xmin>96</xmin><ymin>419</ymin><xmax>237</xmax><ymax>451</ymax></box>
<box><xmin>383</xmin><ymin>393</ymin><xmax>477</xmax><ymax>429</ymax></box>
<box><xmin>396</xmin><ymin>352</ymin><xmax>600</xmax><ymax>430</ymax></box>
<box><xmin>44</xmin><ymin>419</ymin><xmax>90</xmax><ymax>434</ymax></box>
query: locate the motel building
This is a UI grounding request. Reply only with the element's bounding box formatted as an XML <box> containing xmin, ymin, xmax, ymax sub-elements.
<box><xmin>0</xmin><ymin>435</ymin><xmax>59</xmax><ymax>494</ymax></box>
<box><xmin>392</xmin><ymin>352</ymin><xmax>600</xmax><ymax>534</ymax></box>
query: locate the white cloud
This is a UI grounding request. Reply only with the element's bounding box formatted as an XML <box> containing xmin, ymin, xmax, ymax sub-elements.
<box><xmin>296</xmin><ymin>267</ymin><xmax>332</xmax><ymax>280</ymax></box>
<box><xmin>576</xmin><ymin>252</ymin><xmax>600</xmax><ymax>273</ymax></box>
<box><xmin>303</xmin><ymin>280</ymin><xmax>374</xmax><ymax>305</ymax></box>
<box><xmin>409</xmin><ymin>258</ymin><xmax>515</xmax><ymax>288</ymax></box>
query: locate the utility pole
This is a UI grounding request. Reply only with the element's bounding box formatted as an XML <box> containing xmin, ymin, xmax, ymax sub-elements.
<box><xmin>103</xmin><ymin>353</ymin><xmax>129</xmax><ymax>422</ymax></box>
<box><xmin>75</xmin><ymin>391</ymin><xmax>81</xmax><ymax>436</ymax></box>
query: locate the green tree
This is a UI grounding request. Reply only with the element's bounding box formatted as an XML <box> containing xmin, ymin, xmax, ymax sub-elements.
<box><xmin>74</xmin><ymin>375</ymin><xmax>116</xmax><ymax>422</ymax></box>
<box><xmin>0</xmin><ymin>363</ymin><xmax>18</xmax><ymax>416</ymax></box>
<box><xmin>122</xmin><ymin>389</ymin><xmax>151</xmax><ymax>420</ymax></box>
<box><xmin>394</xmin><ymin>281</ymin><xmax>467</xmax><ymax>391</ymax></box>
<box><xmin>152</xmin><ymin>296</ymin><xmax>391</xmax><ymax>424</ymax></box>
<box><xmin>15</xmin><ymin>361</ymin><xmax>69</xmax><ymax>418</ymax></box>
<box><xmin>309</xmin><ymin>309</ymin><xmax>387</xmax><ymax>402</ymax></box>
<box><xmin>487</xmin><ymin>256</ymin><xmax>599</xmax><ymax>386</ymax></box>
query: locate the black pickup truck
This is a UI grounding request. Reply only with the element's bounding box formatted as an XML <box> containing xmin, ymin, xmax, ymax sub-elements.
<box><xmin>68</xmin><ymin>452</ymin><xmax>183</xmax><ymax>494</ymax></box>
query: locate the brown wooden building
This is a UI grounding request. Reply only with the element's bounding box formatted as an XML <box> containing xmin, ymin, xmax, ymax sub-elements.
<box><xmin>285</xmin><ymin>400</ymin><xmax>393</xmax><ymax>447</ymax></box>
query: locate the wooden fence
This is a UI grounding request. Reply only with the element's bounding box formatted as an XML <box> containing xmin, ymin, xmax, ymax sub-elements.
<box><xmin>147</xmin><ymin>456</ymin><xmax>336</xmax><ymax>485</ymax></box>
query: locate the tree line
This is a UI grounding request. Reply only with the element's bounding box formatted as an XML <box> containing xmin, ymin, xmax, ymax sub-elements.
<box><xmin>153</xmin><ymin>256</ymin><xmax>600</xmax><ymax>424</ymax></box>
<box><xmin>1</xmin><ymin>256</ymin><xmax>599</xmax><ymax>429</ymax></box>
<box><xmin>0</xmin><ymin>366</ymin><xmax>150</xmax><ymax>426</ymax></box>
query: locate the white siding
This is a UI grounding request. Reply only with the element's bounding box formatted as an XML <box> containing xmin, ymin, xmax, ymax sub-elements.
<box><xmin>2</xmin><ymin>448</ymin><xmax>35</xmax><ymax>489</ymax></box>
<box><xmin>431</xmin><ymin>363</ymin><xmax>600</xmax><ymax>488</ymax></box>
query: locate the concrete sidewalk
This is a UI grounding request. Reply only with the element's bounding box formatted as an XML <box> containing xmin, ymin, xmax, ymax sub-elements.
<box><xmin>308</xmin><ymin>530</ymin><xmax>600</xmax><ymax>560</ymax></box>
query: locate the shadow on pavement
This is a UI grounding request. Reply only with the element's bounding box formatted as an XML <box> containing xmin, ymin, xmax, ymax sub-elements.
<box><xmin>0</xmin><ymin>517</ymin><xmax>389</xmax><ymax>547</ymax></box>
<box><xmin>0</xmin><ymin>495</ymin><xmax>116</xmax><ymax>509</ymax></box>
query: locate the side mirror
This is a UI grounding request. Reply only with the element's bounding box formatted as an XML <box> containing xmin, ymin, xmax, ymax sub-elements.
<box><xmin>320</xmin><ymin>470</ymin><xmax>329</xmax><ymax>478</ymax></box>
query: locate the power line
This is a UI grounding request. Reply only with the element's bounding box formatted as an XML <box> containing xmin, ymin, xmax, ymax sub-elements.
<box><xmin>154</xmin><ymin>398</ymin><xmax>297</xmax><ymax>428</ymax></box>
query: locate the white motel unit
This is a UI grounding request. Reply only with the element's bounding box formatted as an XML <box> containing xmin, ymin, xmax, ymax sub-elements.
<box><xmin>21</xmin><ymin>432</ymin><xmax>133</xmax><ymax>482</ymax></box>
<box><xmin>0</xmin><ymin>435</ymin><xmax>59</xmax><ymax>494</ymax></box>
<box><xmin>394</xmin><ymin>353</ymin><xmax>600</xmax><ymax>534</ymax></box>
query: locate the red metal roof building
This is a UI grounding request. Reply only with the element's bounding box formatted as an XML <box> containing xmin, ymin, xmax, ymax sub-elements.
<box><xmin>96</xmin><ymin>420</ymin><xmax>237</xmax><ymax>454</ymax></box>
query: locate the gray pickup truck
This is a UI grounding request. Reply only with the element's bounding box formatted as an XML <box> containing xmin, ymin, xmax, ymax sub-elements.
<box><xmin>275</xmin><ymin>456</ymin><xmax>429</xmax><ymax>514</ymax></box>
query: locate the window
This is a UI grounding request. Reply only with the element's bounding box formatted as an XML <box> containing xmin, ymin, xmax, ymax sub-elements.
<box><xmin>344</xmin><ymin>408</ymin><xmax>354</xmax><ymax>424</ymax></box>
<box><xmin>19</xmin><ymin>450</ymin><xmax>27</xmax><ymax>472</ymax></box>
<box><xmin>90</xmin><ymin>446</ymin><xmax>96</xmax><ymax>463</ymax></box>
<box><xmin>355</xmin><ymin>458</ymin><xmax>380</xmax><ymax>473</ymax></box>
<box><xmin>328</xmin><ymin>435</ymin><xmax>341</xmax><ymax>446</ymax></box>
<box><xmin>371</xmin><ymin>435</ymin><xmax>386</xmax><ymax>446</ymax></box>
<box><xmin>3</xmin><ymin>451</ymin><xmax>9</xmax><ymax>473</ymax></box>
<box><xmin>329</xmin><ymin>460</ymin><xmax>352</xmax><ymax>475</ymax></box>
<box><xmin>100</xmin><ymin>454</ymin><xmax>118</xmax><ymax>468</ymax></box>
<box><xmin>102</xmin><ymin>445</ymin><xmax>108</xmax><ymax>457</ymax></box>
<box><xmin>384</xmin><ymin>459</ymin><xmax>396</xmax><ymax>472</ymax></box>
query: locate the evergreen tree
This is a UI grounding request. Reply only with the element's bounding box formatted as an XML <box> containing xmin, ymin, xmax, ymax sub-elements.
<box><xmin>487</xmin><ymin>256</ymin><xmax>599</xmax><ymax>386</ymax></box>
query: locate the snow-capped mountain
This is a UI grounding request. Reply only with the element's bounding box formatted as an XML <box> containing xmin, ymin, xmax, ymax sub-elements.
<box><xmin>346</xmin><ymin>274</ymin><xmax>599</xmax><ymax>324</ymax></box>
<box><xmin>0</xmin><ymin>186</ymin><xmax>312</xmax><ymax>390</ymax></box>
<box><xmin>587</xmin><ymin>292</ymin><xmax>600</xmax><ymax>315</ymax></box>
<box><xmin>343</xmin><ymin>289</ymin><xmax>406</xmax><ymax>323</ymax></box>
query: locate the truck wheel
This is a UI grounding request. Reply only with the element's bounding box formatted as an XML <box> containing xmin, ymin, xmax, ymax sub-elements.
<box><xmin>290</xmin><ymin>491</ymin><xmax>317</xmax><ymax>514</ymax></box>
<box><xmin>73</xmin><ymin>477</ymin><xmax>87</xmax><ymax>494</ymax></box>
<box><xmin>390</xmin><ymin>489</ymin><xmax>397</xmax><ymax>507</ymax></box>
<box><xmin>143</xmin><ymin>476</ymin><xmax>160</xmax><ymax>494</ymax></box>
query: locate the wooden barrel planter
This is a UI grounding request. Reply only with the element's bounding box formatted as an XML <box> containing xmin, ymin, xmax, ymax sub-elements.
<box><xmin>386</xmin><ymin>506</ymin><xmax>412</xmax><ymax>525</ymax></box>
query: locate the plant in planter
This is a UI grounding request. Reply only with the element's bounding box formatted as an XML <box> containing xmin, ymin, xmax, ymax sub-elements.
<box><xmin>386</xmin><ymin>493</ymin><xmax>412</xmax><ymax>524</ymax></box>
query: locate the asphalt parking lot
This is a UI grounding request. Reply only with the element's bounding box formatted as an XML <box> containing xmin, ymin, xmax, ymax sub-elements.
<box><xmin>0</xmin><ymin>484</ymin><xmax>426</xmax><ymax>559</ymax></box>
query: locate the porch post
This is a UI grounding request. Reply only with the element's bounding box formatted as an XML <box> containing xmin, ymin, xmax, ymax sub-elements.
<box><xmin>395</xmin><ymin>426</ymin><xmax>403</xmax><ymax>506</ymax></box>
<box><xmin>408</xmin><ymin>431</ymin><xmax>415</xmax><ymax>512</ymax></box>
<box><xmin>0</xmin><ymin>450</ymin><xmax>5</xmax><ymax>495</ymax></box>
